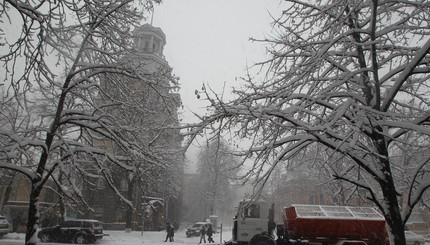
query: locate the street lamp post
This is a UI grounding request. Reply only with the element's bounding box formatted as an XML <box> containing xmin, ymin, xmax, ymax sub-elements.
<box><xmin>140</xmin><ymin>203</ymin><xmax>146</xmax><ymax>236</ymax></box>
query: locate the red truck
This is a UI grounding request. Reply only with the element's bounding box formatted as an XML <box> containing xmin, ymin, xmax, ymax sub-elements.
<box><xmin>227</xmin><ymin>200</ymin><xmax>388</xmax><ymax>245</ymax></box>
<box><xmin>279</xmin><ymin>204</ymin><xmax>387</xmax><ymax>245</ymax></box>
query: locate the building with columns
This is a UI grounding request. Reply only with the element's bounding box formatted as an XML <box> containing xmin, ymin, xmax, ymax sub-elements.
<box><xmin>132</xmin><ymin>24</ymin><xmax>168</xmax><ymax>70</ymax></box>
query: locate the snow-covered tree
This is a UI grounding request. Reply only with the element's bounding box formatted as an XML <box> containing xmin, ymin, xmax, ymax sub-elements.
<box><xmin>98</xmin><ymin>67</ymin><xmax>182</xmax><ymax>229</ymax></box>
<box><xmin>193</xmin><ymin>139</ymin><xmax>237</xmax><ymax>220</ymax></box>
<box><xmin>0</xmin><ymin>0</ymin><xmax>185</xmax><ymax>244</ymax></box>
<box><xmin>188</xmin><ymin>1</ymin><xmax>430</xmax><ymax>245</ymax></box>
<box><xmin>280</xmin><ymin>144</ymin><xmax>376</xmax><ymax>206</ymax></box>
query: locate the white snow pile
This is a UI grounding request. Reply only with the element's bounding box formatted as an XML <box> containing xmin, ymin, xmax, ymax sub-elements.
<box><xmin>0</xmin><ymin>227</ymin><xmax>231</xmax><ymax>245</ymax></box>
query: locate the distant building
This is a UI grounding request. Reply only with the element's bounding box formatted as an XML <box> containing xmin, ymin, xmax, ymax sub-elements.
<box><xmin>181</xmin><ymin>173</ymin><xmax>202</xmax><ymax>223</ymax></box>
<box><xmin>77</xmin><ymin>23</ymin><xmax>184</xmax><ymax>230</ymax></box>
<box><xmin>132</xmin><ymin>24</ymin><xmax>168</xmax><ymax>70</ymax></box>
<box><xmin>0</xmin><ymin>173</ymin><xmax>60</xmax><ymax>231</ymax></box>
<box><xmin>401</xmin><ymin>195</ymin><xmax>430</xmax><ymax>235</ymax></box>
<box><xmin>0</xmin><ymin>23</ymin><xmax>184</xmax><ymax>231</ymax></box>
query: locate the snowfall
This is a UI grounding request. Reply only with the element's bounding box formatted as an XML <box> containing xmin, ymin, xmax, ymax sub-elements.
<box><xmin>0</xmin><ymin>227</ymin><xmax>232</xmax><ymax>245</ymax></box>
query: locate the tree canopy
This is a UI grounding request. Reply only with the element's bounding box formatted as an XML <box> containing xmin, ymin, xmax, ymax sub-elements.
<box><xmin>0</xmin><ymin>0</ymin><xmax>184</xmax><ymax>244</ymax></box>
<box><xmin>187</xmin><ymin>1</ymin><xmax>430</xmax><ymax>245</ymax></box>
<box><xmin>195</xmin><ymin>139</ymin><xmax>238</xmax><ymax>218</ymax></box>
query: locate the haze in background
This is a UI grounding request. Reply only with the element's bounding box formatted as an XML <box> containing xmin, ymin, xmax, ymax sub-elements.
<box><xmin>151</xmin><ymin>0</ymin><xmax>283</xmax><ymax>172</ymax></box>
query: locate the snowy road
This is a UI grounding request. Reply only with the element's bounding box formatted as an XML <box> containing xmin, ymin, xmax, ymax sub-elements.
<box><xmin>0</xmin><ymin>228</ymin><xmax>231</xmax><ymax>245</ymax></box>
<box><xmin>2</xmin><ymin>230</ymin><xmax>429</xmax><ymax>245</ymax></box>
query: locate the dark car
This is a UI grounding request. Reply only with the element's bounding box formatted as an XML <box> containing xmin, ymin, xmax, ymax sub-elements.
<box><xmin>0</xmin><ymin>215</ymin><xmax>10</xmax><ymax>238</ymax></box>
<box><xmin>37</xmin><ymin>219</ymin><xmax>103</xmax><ymax>244</ymax></box>
<box><xmin>186</xmin><ymin>221</ymin><xmax>211</xmax><ymax>238</ymax></box>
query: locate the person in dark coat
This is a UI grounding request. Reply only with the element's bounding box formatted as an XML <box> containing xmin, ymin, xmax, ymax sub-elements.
<box><xmin>268</xmin><ymin>217</ymin><xmax>276</xmax><ymax>238</ymax></box>
<box><xmin>41</xmin><ymin>217</ymin><xmax>50</xmax><ymax>228</ymax></box>
<box><xmin>164</xmin><ymin>222</ymin><xmax>174</xmax><ymax>242</ymax></box>
<box><xmin>199</xmin><ymin>225</ymin><xmax>207</xmax><ymax>244</ymax></box>
<box><xmin>207</xmin><ymin>223</ymin><xmax>214</xmax><ymax>243</ymax></box>
<box><xmin>13</xmin><ymin>215</ymin><xmax>21</xmax><ymax>232</ymax></box>
<box><xmin>168</xmin><ymin>222</ymin><xmax>174</xmax><ymax>242</ymax></box>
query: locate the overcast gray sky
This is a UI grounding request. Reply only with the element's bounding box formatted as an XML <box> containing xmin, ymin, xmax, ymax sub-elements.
<box><xmin>149</xmin><ymin>0</ymin><xmax>284</xmax><ymax>172</ymax></box>
<box><xmin>153</xmin><ymin>0</ymin><xmax>283</xmax><ymax>121</ymax></box>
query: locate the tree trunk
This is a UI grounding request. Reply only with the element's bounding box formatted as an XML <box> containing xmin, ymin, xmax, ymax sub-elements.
<box><xmin>25</xmin><ymin>182</ymin><xmax>42</xmax><ymax>245</ymax></box>
<box><xmin>382</xmin><ymin>180</ymin><xmax>406</xmax><ymax>245</ymax></box>
<box><xmin>59</xmin><ymin>193</ymin><xmax>66</xmax><ymax>224</ymax></box>
<box><xmin>125</xmin><ymin>177</ymin><xmax>135</xmax><ymax>230</ymax></box>
<box><xmin>58</xmin><ymin>171</ymin><xmax>66</xmax><ymax>224</ymax></box>
<box><xmin>374</xmin><ymin>130</ymin><xmax>406</xmax><ymax>245</ymax></box>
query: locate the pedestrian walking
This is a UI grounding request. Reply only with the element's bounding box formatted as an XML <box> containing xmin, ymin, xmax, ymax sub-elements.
<box><xmin>164</xmin><ymin>222</ymin><xmax>174</xmax><ymax>242</ymax></box>
<box><xmin>207</xmin><ymin>223</ymin><xmax>214</xmax><ymax>243</ymax></box>
<box><xmin>268</xmin><ymin>217</ymin><xmax>276</xmax><ymax>238</ymax></box>
<box><xmin>168</xmin><ymin>222</ymin><xmax>174</xmax><ymax>242</ymax></box>
<box><xmin>199</xmin><ymin>225</ymin><xmax>207</xmax><ymax>244</ymax></box>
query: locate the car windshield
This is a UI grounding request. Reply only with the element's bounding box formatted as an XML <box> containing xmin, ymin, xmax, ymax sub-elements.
<box><xmin>92</xmin><ymin>222</ymin><xmax>102</xmax><ymax>229</ymax></box>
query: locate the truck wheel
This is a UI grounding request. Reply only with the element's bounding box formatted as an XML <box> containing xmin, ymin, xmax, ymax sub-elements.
<box><xmin>250</xmin><ymin>234</ymin><xmax>276</xmax><ymax>245</ymax></box>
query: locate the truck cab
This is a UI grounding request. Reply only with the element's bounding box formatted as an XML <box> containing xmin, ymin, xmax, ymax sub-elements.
<box><xmin>232</xmin><ymin>199</ymin><xmax>275</xmax><ymax>245</ymax></box>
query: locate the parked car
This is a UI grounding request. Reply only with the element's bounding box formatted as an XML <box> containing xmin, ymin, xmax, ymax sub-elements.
<box><xmin>0</xmin><ymin>215</ymin><xmax>10</xmax><ymax>238</ymax></box>
<box><xmin>37</xmin><ymin>219</ymin><xmax>103</xmax><ymax>244</ymax></box>
<box><xmin>185</xmin><ymin>221</ymin><xmax>211</xmax><ymax>238</ymax></box>
<box><xmin>405</xmin><ymin>231</ymin><xmax>426</xmax><ymax>245</ymax></box>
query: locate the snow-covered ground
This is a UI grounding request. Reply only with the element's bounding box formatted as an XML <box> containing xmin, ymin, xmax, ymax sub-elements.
<box><xmin>1</xmin><ymin>229</ymin><xmax>429</xmax><ymax>245</ymax></box>
<box><xmin>0</xmin><ymin>227</ymin><xmax>232</xmax><ymax>245</ymax></box>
